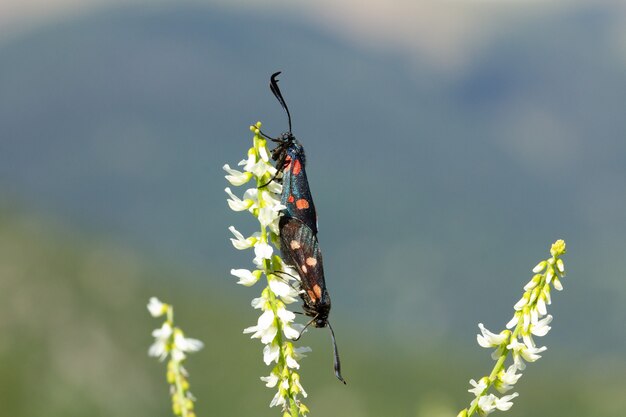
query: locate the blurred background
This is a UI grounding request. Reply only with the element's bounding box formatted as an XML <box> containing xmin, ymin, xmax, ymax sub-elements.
<box><xmin>1</xmin><ymin>0</ymin><xmax>626</xmax><ymax>416</ymax></box>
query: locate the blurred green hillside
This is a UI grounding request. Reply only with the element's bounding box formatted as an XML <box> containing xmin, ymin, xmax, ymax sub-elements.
<box><xmin>2</xmin><ymin>204</ymin><xmax>625</xmax><ymax>417</ymax></box>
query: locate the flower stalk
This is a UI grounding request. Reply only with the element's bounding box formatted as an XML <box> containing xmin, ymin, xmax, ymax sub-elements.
<box><xmin>225</xmin><ymin>122</ymin><xmax>309</xmax><ymax>417</ymax></box>
<box><xmin>459</xmin><ymin>239</ymin><xmax>567</xmax><ymax>416</ymax></box>
<box><xmin>148</xmin><ymin>297</ymin><xmax>204</xmax><ymax>417</ymax></box>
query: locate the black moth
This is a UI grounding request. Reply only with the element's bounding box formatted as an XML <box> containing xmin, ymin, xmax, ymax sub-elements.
<box><xmin>258</xmin><ymin>71</ymin><xmax>345</xmax><ymax>384</ymax></box>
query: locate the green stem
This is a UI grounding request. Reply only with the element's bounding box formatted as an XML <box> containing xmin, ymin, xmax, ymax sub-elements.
<box><xmin>173</xmin><ymin>359</ymin><xmax>189</xmax><ymax>417</ymax></box>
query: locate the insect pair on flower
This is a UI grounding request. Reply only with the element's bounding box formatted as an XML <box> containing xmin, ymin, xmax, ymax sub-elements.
<box><xmin>256</xmin><ymin>72</ymin><xmax>345</xmax><ymax>384</ymax></box>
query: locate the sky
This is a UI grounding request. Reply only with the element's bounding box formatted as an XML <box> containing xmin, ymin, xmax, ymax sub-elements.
<box><xmin>0</xmin><ymin>0</ymin><xmax>589</xmax><ymax>71</ymax></box>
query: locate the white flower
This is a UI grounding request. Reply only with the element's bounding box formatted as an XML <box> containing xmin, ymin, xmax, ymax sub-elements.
<box><xmin>507</xmin><ymin>339</ymin><xmax>547</xmax><ymax>370</ymax></box>
<box><xmin>477</xmin><ymin>394</ymin><xmax>497</xmax><ymax>414</ymax></box>
<box><xmin>147</xmin><ymin>297</ymin><xmax>167</xmax><ymax>317</ymax></box>
<box><xmin>468</xmin><ymin>378</ymin><xmax>488</xmax><ymax>396</ymax></box>
<box><xmin>532</xmin><ymin>261</ymin><xmax>547</xmax><ymax>273</ymax></box>
<box><xmin>269</xmin><ymin>388</ymin><xmax>287</xmax><ymax>408</ymax></box>
<box><xmin>225</xmin><ymin>187</ymin><xmax>255</xmax><ymax>211</ymax></box>
<box><xmin>253</xmin><ymin>242</ymin><xmax>274</xmax><ymax>266</ymax></box>
<box><xmin>243</xmin><ymin>309</ymin><xmax>278</xmax><ymax>344</ymax></box>
<box><xmin>269</xmin><ymin>279</ymin><xmax>296</xmax><ymax>298</ymax></box>
<box><xmin>556</xmin><ymin>258</ymin><xmax>565</xmax><ymax>273</ymax></box>
<box><xmin>258</xmin><ymin>144</ymin><xmax>270</xmax><ymax>162</ymax></box>
<box><xmin>495</xmin><ymin>365</ymin><xmax>522</xmax><ymax>393</ymax></box>
<box><xmin>536</xmin><ymin>294</ymin><xmax>547</xmax><ymax>315</ymax></box>
<box><xmin>513</xmin><ymin>293</ymin><xmax>529</xmax><ymax>310</ymax></box>
<box><xmin>530</xmin><ymin>314</ymin><xmax>552</xmax><ymax>337</ymax></box>
<box><xmin>149</xmin><ymin>322</ymin><xmax>173</xmax><ymax>361</ymax></box>
<box><xmin>223</xmin><ymin>164</ymin><xmax>253</xmax><ymax>186</ymax></box>
<box><xmin>249</xmin><ymin>160</ymin><xmax>276</xmax><ymax>178</ymax></box>
<box><xmin>261</xmin><ymin>372</ymin><xmax>279</xmax><ymax>388</ymax></box>
<box><xmin>171</xmin><ymin>329</ymin><xmax>204</xmax><ymax>362</ymax></box>
<box><xmin>228</xmin><ymin>226</ymin><xmax>258</xmax><ymax>250</ymax></box>
<box><xmin>263</xmin><ymin>342</ymin><xmax>280</xmax><ymax>365</ymax></box>
<box><xmin>241</xmin><ymin>148</ymin><xmax>258</xmax><ymax>173</ymax></box>
<box><xmin>505</xmin><ymin>313</ymin><xmax>519</xmax><ymax>329</ymax></box>
<box><xmin>477</xmin><ymin>323</ymin><xmax>509</xmax><ymax>348</ymax></box>
<box><xmin>231</xmin><ymin>268</ymin><xmax>261</xmax><ymax>286</ymax></box>
<box><xmin>494</xmin><ymin>392</ymin><xmax>519</xmax><ymax>411</ymax></box>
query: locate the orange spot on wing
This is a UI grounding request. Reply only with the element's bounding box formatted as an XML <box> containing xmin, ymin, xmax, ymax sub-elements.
<box><xmin>288</xmin><ymin>195</ymin><xmax>295</xmax><ymax>203</ymax></box>
<box><xmin>307</xmin><ymin>289</ymin><xmax>317</xmax><ymax>302</ymax></box>
<box><xmin>292</xmin><ymin>159</ymin><xmax>302</xmax><ymax>175</ymax></box>
<box><xmin>313</xmin><ymin>284</ymin><xmax>322</xmax><ymax>299</ymax></box>
<box><xmin>296</xmin><ymin>199</ymin><xmax>309</xmax><ymax>209</ymax></box>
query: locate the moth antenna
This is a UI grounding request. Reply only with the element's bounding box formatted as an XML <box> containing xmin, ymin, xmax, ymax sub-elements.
<box><xmin>294</xmin><ymin>317</ymin><xmax>316</xmax><ymax>341</ymax></box>
<box><xmin>272</xmin><ymin>270</ymin><xmax>300</xmax><ymax>281</ymax></box>
<box><xmin>327</xmin><ymin>321</ymin><xmax>346</xmax><ymax>384</ymax></box>
<box><xmin>257</xmin><ymin>129</ymin><xmax>281</xmax><ymax>143</ymax></box>
<box><xmin>270</xmin><ymin>71</ymin><xmax>292</xmax><ymax>133</ymax></box>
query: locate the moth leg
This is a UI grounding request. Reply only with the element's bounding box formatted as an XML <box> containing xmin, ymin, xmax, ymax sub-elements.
<box><xmin>270</xmin><ymin>270</ymin><xmax>303</xmax><ymax>292</ymax></box>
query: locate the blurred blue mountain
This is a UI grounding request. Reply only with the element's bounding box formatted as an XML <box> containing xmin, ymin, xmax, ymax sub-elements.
<box><xmin>1</xmin><ymin>3</ymin><xmax>625</xmax><ymax>355</ymax></box>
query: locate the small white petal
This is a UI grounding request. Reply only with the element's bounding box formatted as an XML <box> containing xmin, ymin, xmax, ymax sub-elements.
<box><xmin>223</xmin><ymin>164</ymin><xmax>253</xmax><ymax>186</ymax></box>
<box><xmin>283</xmin><ymin>323</ymin><xmax>301</xmax><ymax>340</ymax></box>
<box><xmin>553</xmin><ymin>276</ymin><xmax>564</xmax><ymax>291</ymax></box>
<box><xmin>251</xmin><ymin>296</ymin><xmax>267</xmax><ymax>310</ymax></box>
<box><xmin>228</xmin><ymin>226</ymin><xmax>256</xmax><ymax>250</ymax></box>
<box><xmin>531</xmin><ymin>315</ymin><xmax>553</xmax><ymax>337</ymax></box>
<box><xmin>514</xmin><ymin>294</ymin><xmax>529</xmax><ymax>310</ymax></box>
<box><xmin>174</xmin><ymin>332</ymin><xmax>204</xmax><ymax>352</ymax></box>
<box><xmin>532</xmin><ymin>261</ymin><xmax>547</xmax><ymax>273</ymax></box>
<box><xmin>495</xmin><ymin>393</ymin><xmax>519</xmax><ymax>411</ymax></box>
<box><xmin>468</xmin><ymin>378</ymin><xmax>488</xmax><ymax>396</ymax></box>
<box><xmin>477</xmin><ymin>323</ymin><xmax>508</xmax><ymax>348</ymax></box>
<box><xmin>506</xmin><ymin>314</ymin><xmax>519</xmax><ymax>329</ymax></box>
<box><xmin>263</xmin><ymin>343</ymin><xmax>280</xmax><ymax>365</ymax></box>
<box><xmin>230</xmin><ymin>268</ymin><xmax>260</xmax><ymax>286</ymax></box>
<box><xmin>537</xmin><ymin>295</ymin><xmax>547</xmax><ymax>315</ymax></box>
<box><xmin>258</xmin><ymin>207</ymin><xmax>279</xmax><ymax>228</ymax></box>
<box><xmin>152</xmin><ymin>322</ymin><xmax>173</xmax><ymax>340</ymax></box>
<box><xmin>147</xmin><ymin>297</ymin><xmax>167</xmax><ymax>317</ymax></box>
<box><xmin>254</xmin><ymin>242</ymin><xmax>273</xmax><ymax>264</ymax></box>
<box><xmin>556</xmin><ymin>258</ymin><xmax>565</xmax><ymax>273</ymax></box>
<box><xmin>259</xmin><ymin>145</ymin><xmax>270</xmax><ymax>162</ymax></box>
<box><xmin>269</xmin><ymin>279</ymin><xmax>294</xmax><ymax>298</ymax></box>
<box><xmin>171</xmin><ymin>347</ymin><xmax>186</xmax><ymax>362</ymax></box>
<box><xmin>225</xmin><ymin>187</ymin><xmax>252</xmax><ymax>211</ymax></box>
<box><xmin>148</xmin><ymin>340</ymin><xmax>168</xmax><ymax>360</ymax></box>
<box><xmin>286</xmin><ymin>354</ymin><xmax>300</xmax><ymax>369</ymax></box>
<box><xmin>260</xmin><ymin>373</ymin><xmax>279</xmax><ymax>388</ymax></box>
<box><xmin>477</xmin><ymin>394</ymin><xmax>497</xmax><ymax>414</ymax></box>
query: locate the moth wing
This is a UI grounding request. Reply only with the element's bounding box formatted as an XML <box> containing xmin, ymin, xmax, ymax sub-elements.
<box><xmin>279</xmin><ymin>217</ymin><xmax>326</xmax><ymax>300</ymax></box>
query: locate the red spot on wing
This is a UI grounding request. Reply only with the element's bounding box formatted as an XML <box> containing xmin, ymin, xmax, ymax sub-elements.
<box><xmin>288</xmin><ymin>195</ymin><xmax>295</xmax><ymax>203</ymax></box>
<box><xmin>292</xmin><ymin>159</ymin><xmax>302</xmax><ymax>175</ymax></box>
<box><xmin>296</xmin><ymin>199</ymin><xmax>310</xmax><ymax>209</ymax></box>
<box><xmin>284</xmin><ymin>155</ymin><xmax>292</xmax><ymax>170</ymax></box>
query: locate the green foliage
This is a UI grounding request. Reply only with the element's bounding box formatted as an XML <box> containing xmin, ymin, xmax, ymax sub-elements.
<box><xmin>0</xmin><ymin>207</ymin><xmax>624</xmax><ymax>416</ymax></box>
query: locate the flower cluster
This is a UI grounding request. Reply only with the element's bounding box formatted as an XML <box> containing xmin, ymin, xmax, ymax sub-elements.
<box><xmin>225</xmin><ymin>122</ymin><xmax>310</xmax><ymax>417</ymax></box>
<box><xmin>148</xmin><ymin>297</ymin><xmax>204</xmax><ymax>417</ymax></box>
<box><xmin>458</xmin><ymin>240</ymin><xmax>567</xmax><ymax>417</ymax></box>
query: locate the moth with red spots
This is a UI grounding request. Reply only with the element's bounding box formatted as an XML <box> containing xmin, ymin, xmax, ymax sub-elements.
<box><xmin>259</xmin><ymin>71</ymin><xmax>345</xmax><ymax>384</ymax></box>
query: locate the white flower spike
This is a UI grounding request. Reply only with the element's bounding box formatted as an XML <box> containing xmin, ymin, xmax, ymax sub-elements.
<box><xmin>147</xmin><ymin>298</ymin><xmax>203</xmax><ymax>417</ymax></box>
<box><xmin>459</xmin><ymin>240</ymin><xmax>567</xmax><ymax>417</ymax></box>
<box><xmin>225</xmin><ymin>122</ymin><xmax>310</xmax><ymax>416</ymax></box>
